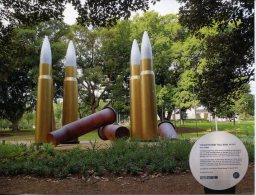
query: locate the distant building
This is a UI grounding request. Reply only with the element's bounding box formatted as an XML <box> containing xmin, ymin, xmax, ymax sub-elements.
<box><xmin>170</xmin><ymin>106</ymin><xmax>235</xmax><ymax>122</ymax></box>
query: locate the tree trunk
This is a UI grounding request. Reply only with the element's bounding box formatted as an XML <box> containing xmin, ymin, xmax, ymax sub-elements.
<box><xmin>11</xmin><ymin>120</ymin><xmax>20</xmax><ymax>132</ymax></box>
<box><xmin>157</xmin><ymin>108</ymin><xmax>163</xmax><ymax>121</ymax></box>
<box><xmin>166</xmin><ymin>111</ymin><xmax>172</xmax><ymax>120</ymax></box>
<box><xmin>179</xmin><ymin>108</ymin><xmax>182</xmax><ymax>125</ymax></box>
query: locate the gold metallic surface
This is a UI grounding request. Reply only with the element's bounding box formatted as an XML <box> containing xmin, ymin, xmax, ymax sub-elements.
<box><xmin>130</xmin><ymin>64</ymin><xmax>142</xmax><ymax>140</ymax></box>
<box><xmin>51</xmin><ymin>67</ymin><xmax>56</xmax><ymax>131</ymax></box>
<box><xmin>131</xmin><ymin>65</ymin><xmax>140</xmax><ymax>75</ymax></box>
<box><xmin>130</xmin><ymin>75</ymin><xmax>140</xmax><ymax>79</ymax></box>
<box><xmin>62</xmin><ymin>66</ymin><xmax>79</xmax><ymax>126</ymax></box>
<box><xmin>65</xmin><ymin>66</ymin><xmax>76</xmax><ymax>77</ymax></box>
<box><xmin>39</xmin><ymin>63</ymin><xmax>51</xmax><ymax>75</ymax></box>
<box><xmin>35</xmin><ymin>63</ymin><xmax>53</xmax><ymax>143</ymax></box>
<box><xmin>51</xmin><ymin>95</ymin><xmax>56</xmax><ymax>131</ymax></box>
<box><xmin>141</xmin><ymin>70</ymin><xmax>154</xmax><ymax>76</ymax></box>
<box><xmin>140</xmin><ymin>59</ymin><xmax>158</xmax><ymax>140</ymax></box>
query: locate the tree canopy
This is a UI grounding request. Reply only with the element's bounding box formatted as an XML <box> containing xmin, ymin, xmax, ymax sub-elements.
<box><xmin>0</xmin><ymin>21</ymin><xmax>69</xmax><ymax>131</ymax></box>
<box><xmin>0</xmin><ymin>0</ymin><xmax>254</xmax><ymax>130</ymax></box>
<box><xmin>0</xmin><ymin>0</ymin><xmax>159</xmax><ymax>27</ymax></box>
<box><xmin>177</xmin><ymin>0</ymin><xmax>254</xmax><ymax>114</ymax></box>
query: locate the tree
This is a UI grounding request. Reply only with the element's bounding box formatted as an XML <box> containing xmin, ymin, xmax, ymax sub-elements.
<box><xmin>68</xmin><ymin>21</ymin><xmax>132</xmax><ymax>116</ymax></box>
<box><xmin>156</xmin><ymin>84</ymin><xmax>176</xmax><ymax>120</ymax></box>
<box><xmin>70</xmin><ymin>0</ymin><xmax>159</xmax><ymax>27</ymax></box>
<box><xmin>67</xmin><ymin>25</ymin><xmax>109</xmax><ymax>116</ymax></box>
<box><xmin>234</xmin><ymin>84</ymin><xmax>254</xmax><ymax>119</ymax></box>
<box><xmin>100</xmin><ymin>20</ymin><xmax>132</xmax><ymax>116</ymax></box>
<box><xmin>178</xmin><ymin>0</ymin><xmax>254</xmax><ymax>114</ymax></box>
<box><xmin>0</xmin><ymin>21</ymin><xmax>69</xmax><ymax>131</ymax></box>
<box><xmin>131</xmin><ymin>12</ymin><xmax>188</xmax><ymax>118</ymax></box>
<box><xmin>0</xmin><ymin>27</ymin><xmax>37</xmax><ymax>131</ymax></box>
<box><xmin>235</xmin><ymin>93</ymin><xmax>254</xmax><ymax>119</ymax></box>
<box><xmin>1</xmin><ymin>0</ymin><xmax>159</xmax><ymax>27</ymax></box>
<box><xmin>0</xmin><ymin>1</ymin><xmax>66</xmax><ymax>27</ymax></box>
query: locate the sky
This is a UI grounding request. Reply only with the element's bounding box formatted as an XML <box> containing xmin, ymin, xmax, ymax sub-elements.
<box><xmin>63</xmin><ymin>0</ymin><xmax>181</xmax><ymax>25</ymax></box>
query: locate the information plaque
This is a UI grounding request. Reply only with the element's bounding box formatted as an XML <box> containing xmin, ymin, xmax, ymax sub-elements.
<box><xmin>189</xmin><ymin>131</ymin><xmax>248</xmax><ymax>190</ymax></box>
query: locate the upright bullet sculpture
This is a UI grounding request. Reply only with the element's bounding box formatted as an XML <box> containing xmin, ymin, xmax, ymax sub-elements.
<box><xmin>130</xmin><ymin>40</ymin><xmax>142</xmax><ymax>140</ymax></box>
<box><xmin>62</xmin><ymin>41</ymin><xmax>79</xmax><ymax>143</ymax></box>
<box><xmin>35</xmin><ymin>36</ymin><xmax>53</xmax><ymax>143</ymax></box>
<box><xmin>140</xmin><ymin>32</ymin><xmax>158</xmax><ymax>140</ymax></box>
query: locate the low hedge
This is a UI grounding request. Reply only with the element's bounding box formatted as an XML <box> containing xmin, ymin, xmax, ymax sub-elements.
<box><xmin>0</xmin><ymin>139</ymin><xmax>254</xmax><ymax>178</ymax></box>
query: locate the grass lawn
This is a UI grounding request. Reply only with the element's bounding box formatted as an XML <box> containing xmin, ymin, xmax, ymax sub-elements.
<box><xmin>175</xmin><ymin>120</ymin><xmax>254</xmax><ymax>140</ymax></box>
<box><xmin>0</xmin><ymin>129</ymin><xmax>100</xmax><ymax>142</ymax></box>
<box><xmin>79</xmin><ymin>130</ymin><xmax>99</xmax><ymax>141</ymax></box>
<box><xmin>0</xmin><ymin>120</ymin><xmax>254</xmax><ymax>142</ymax></box>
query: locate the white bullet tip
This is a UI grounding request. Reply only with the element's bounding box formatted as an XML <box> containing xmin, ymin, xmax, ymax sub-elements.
<box><xmin>65</xmin><ymin>41</ymin><xmax>76</xmax><ymax>67</ymax></box>
<box><xmin>141</xmin><ymin>31</ymin><xmax>152</xmax><ymax>59</ymax></box>
<box><xmin>131</xmin><ymin>39</ymin><xmax>141</xmax><ymax>65</ymax></box>
<box><xmin>40</xmin><ymin>36</ymin><xmax>52</xmax><ymax>65</ymax></box>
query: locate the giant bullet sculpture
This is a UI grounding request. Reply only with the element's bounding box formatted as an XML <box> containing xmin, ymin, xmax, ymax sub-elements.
<box><xmin>47</xmin><ymin>107</ymin><xmax>116</xmax><ymax>146</ymax></box>
<box><xmin>158</xmin><ymin>121</ymin><xmax>178</xmax><ymax>139</ymax></box>
<box><xmin>98</xmin><ymin>124</ymin><xmax>130</xmax><ymax>141</ymax></box>
<box><xmin>130</xmin><ymin>40</ymin><xmax>142</xmax><ymax>140</ymax></box>
<box><xmin>140</xmin><ymin>31</ymin><xmax>158</xmax><ymax>140</ymax></box>
<box><xmin>35</xmin><ymin>36</ymin><xmax>53</xmax><ymax>143</ymax></box>
<box><xmin>61</xmin><ymin>41</ymin><xmax>79</xmax><ymax>144</ymax></box>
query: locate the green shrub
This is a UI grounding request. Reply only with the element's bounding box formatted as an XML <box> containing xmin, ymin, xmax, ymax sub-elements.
<box><xmin>0</xmin><ymin>139</ymin><xmax>253</xmax><ymax>178</ymax></box>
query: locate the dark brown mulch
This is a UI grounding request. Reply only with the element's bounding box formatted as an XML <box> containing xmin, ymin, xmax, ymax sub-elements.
<box><xmin>0</xmin><ymin>164</ymin><xmax>254</xmax><ymax>194</ymax></box>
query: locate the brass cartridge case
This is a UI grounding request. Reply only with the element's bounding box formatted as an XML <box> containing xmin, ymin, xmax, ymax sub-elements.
<box><xmin>130</xmin><ymin>64</ymin><xmax>142</xmax><ymax>140</ymax></box>
<box><xmin>51</xmin><ymin>66</ymin><xmax>56</xmax><ymax>131</ymax></box>
<box><xmin>35</xmin><ymin>64</ymin><xmax>53</xmax><ymax>143</ymax></box>
<box><xmin>61</xmin><ymin>66</ymin><xmax>79</xmax><ymax>144</ymax></box>
<box><xmin>140</xmin><ymin>59</ymin><xmax>158</xmax><ymax>140</ymax></box>
<box><xmin>62</xmin><ymin>66</ymin><xmax>79</xmax><ymax>125</ymax></box>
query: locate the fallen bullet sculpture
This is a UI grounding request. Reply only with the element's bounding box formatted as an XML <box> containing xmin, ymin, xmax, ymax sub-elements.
<box><xmin>47</xmin><ymin>107</ymin><xmax>116</xmax><ymax>145</ymax></box>
<box><xmin>158</xmin><ymin>121</ymin><xmax>178</xmax><ymax>139</ymax></box>
<box><xmin>98</xmin><ymin>124</ymin><xmax>130</xmax><ymax>141</ymax></box>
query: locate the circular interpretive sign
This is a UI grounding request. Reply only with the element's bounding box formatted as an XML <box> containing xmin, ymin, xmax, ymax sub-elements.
<box><xmin>189</xmin><ymin>131</ymin><xmax>248</xmax><ymax>190</ymax></box>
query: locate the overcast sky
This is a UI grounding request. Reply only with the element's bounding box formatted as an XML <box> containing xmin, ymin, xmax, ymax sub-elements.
<box><xmin>63</xmin><ymin>0</ymin><xmax>181</xmax><ymax>25</ymax></box>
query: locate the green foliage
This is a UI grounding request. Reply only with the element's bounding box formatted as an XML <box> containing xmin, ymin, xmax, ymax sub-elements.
<box><xmin>0</xmin><ymin>20</ymin><xmax>68</xmax><ymax>131</ymax></box>
<box><xmin>177</xmin><ymin>0</ymin><xmax>254</xmax><ymax>114</ymax></box>
<box><xmin>234</xmin><ymin>85</ymin><xmax>254</xmax><ymax>119</ymax></box>
<box><xmin>1</xmin><ymin>139</ymin><xmax>253</xmax><ymax>178</ymax></box>
<box><xmin>1</xmin><ymin>0</ymin><xmax>158</xmax><ymax>28</ymax></box>
<box><xmin>0</xmin><ymin>140</ymin><xmax>193</xmax><ymax>177</ymax></box>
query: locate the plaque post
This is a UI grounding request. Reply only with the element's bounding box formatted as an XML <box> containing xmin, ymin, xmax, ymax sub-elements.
<box><xmin>204</xmin><ymin>186</ymin><xmax>236</xmax><ymax>194</ymax></box>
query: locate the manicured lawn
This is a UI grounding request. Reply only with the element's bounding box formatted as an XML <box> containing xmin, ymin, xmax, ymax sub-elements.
<box><xmin>0</xmin><ymin>120</ymin><xmax>254</xmax><ymax>142</ymax></box>
<box><xmin>176</xmin><ymin>120</ymin><xmax>254</xmax><ymax>136</ymax></box>
<box><xmin>0</xmin><ymin>130</ymin><xmax>35</xmax><ymax>142</ymax></box>
<box><xmin>0</xmin><ymin>129</ymin><xmax>101</xmax><ymax>142</ymax></box>
<box><xmin>79</xmin><ymin>130</ymin><xmax>99</xmax><ymax>141</ymax></box>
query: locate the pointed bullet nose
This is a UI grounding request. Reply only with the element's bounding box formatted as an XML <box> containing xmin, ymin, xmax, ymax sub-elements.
<box><xmin>141</xmin><ymin>31</ymin><xmax>152</xmax><ymax>59</ymax></box>
<box><xmin>131</xmin><ymin>39</ymin><xmax>141</xmax><ymax>65</ymax></box>
<box><xmin>40</xmin><ymin>36</ymin><xmax>52</xmax><ymax>65</ymax></box>
<box><xmin>65</xmin><ymin>41</ymin><xmax>76</xmax><ymax>67</ymax></box>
